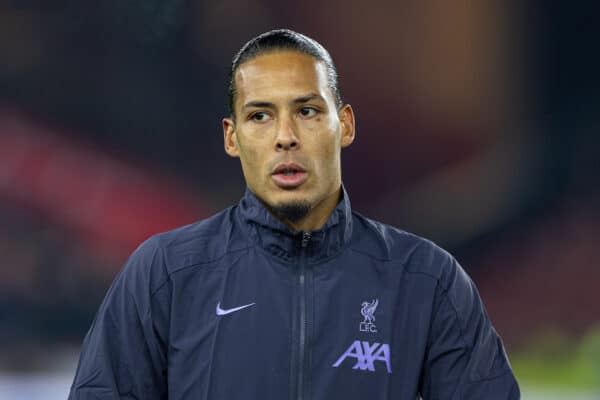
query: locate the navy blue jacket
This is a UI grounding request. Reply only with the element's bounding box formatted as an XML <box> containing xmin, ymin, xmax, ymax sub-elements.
<box><xmin>69</xmin><ymin>187</ymin><xmax>520</xmax><ymax>399</ymax></box>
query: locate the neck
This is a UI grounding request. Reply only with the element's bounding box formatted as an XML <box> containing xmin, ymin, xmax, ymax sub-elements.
<box><xmin>280</xmin><ymin>187</ymin><xmax>342</xmax><ymax>232</ymax></box>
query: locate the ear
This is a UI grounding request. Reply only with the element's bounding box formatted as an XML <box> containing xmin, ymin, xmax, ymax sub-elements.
<box><xmin>223</xmin><ymin>117</ymin><xmax>240</xmax><ymax>158</ymax></box>
<box><xmin>338</xmin><ymin>104</ymin><xmax>355</xmax><ymax>148</ymax></box>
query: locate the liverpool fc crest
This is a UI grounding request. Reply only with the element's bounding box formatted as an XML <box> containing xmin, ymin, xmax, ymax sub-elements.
<box><xmin>359</xmin><ymin>299</ymin><xmax>378</xmax><ymax>333</ymax></box>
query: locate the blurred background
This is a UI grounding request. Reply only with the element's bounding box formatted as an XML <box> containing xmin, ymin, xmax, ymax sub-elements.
<box><xmin>0</xmin><ymin>0</ymin><xmax>598</xmax><ymax>398</ymax></box>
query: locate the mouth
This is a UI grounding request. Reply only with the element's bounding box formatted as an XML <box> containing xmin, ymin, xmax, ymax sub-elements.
<box><xmin>271</xmin><ymin>163</ymin><xmax>308</xmax><ymax>189</ymax></box>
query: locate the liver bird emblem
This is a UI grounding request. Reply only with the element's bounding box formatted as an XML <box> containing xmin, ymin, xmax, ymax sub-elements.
<box><xmin>361</xmin><ymin>299</ymin><xmax>379</xmax><ymax>323</ymax></box>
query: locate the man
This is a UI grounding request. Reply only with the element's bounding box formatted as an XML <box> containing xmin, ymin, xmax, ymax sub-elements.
<box><xmin>69</xmin><ymin>29</ymin><xmax>520</xmax><ymax>399</ymax></box>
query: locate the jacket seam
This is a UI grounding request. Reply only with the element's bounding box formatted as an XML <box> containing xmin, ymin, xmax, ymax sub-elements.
<box><xmin>347</xmin><ymin>248</ymin><xmax>441</xmax><ymax>283</ymax></box>
<box><xmin>347</xmin><ymin>246</ymin><xmax>390</xmax><ymax>262</ymax></box>
<box><xmin>149</xmin><ymin>245</ymin><xmax>252</xmax><ymax>300</ymax></box>
<box><xmin>171</xmin><ymin>245</ymin><xmax>252</xmax><ymax>273</ymax></box>
<box><xmin>432</xmin><ymin>287</ymin><xmax>469</xmax><ymax>366</ymax></box>
<box><xmin>439</xmin><ymin>282</ymin><xmax>469</xmax><ymax>349</ymax></box>
<box><xmin>466</xmin><ymin>367</ymin><xmax>514</xmax><ymax>384</ymax></box>
<box><xmin>351</xmin><ymin>211</ymin><xmax>393</xmax><ymax>260</ymax></box>
<box><xmin>423</xmin><ymin>284</ymin><xmax>468</xmax><ymax>395</ymax></box>
<box><xmin>148</xmin><ymin>244</ymin><xmax>166</xmax><ymax>298</ymax></box>
<box><xmin>405</xmin><ymin>269</ymin><xmax>441</xmax><ymax>282</ymax></box>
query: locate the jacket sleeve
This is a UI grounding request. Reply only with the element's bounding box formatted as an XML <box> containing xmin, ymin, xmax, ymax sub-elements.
<box><xmin>69</xmin><ymin>237</ymin><xmax>169</xmax><ymax>400</ymax></box>
<box><xmin>420</xmin><ymin>257</ymin><xmax>520</xmax><ymax>399</ymax></box>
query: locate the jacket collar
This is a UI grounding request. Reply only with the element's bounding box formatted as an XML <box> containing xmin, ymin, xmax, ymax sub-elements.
<box><xmin>237</xmin><ymin>185</ymin><xmax>353</xmax><ymax>263</ymax></box>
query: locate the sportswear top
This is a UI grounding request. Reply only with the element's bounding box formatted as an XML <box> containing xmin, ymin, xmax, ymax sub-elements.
<box><xmin>69</xmin><ymin>186</ymin><xmax>520</xmax><ymax>399</ymax></box>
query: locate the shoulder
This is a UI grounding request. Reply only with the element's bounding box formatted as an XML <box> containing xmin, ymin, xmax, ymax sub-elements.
<box><xmin>349</xmin><ymin>211</ymin><xmax>464</xmax><ymax>286</ymax></box>
<box><xmin>154</xmin><ymin>205</ymin><xmax>246</xmax><ymax>262</ymax></box>
<box><xmin>118</xmin><ymin>206</ymin><xmax>249</xmax><ymax>293</ymax></box>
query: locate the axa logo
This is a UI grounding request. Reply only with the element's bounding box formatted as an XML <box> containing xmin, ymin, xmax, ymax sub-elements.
<box><xmin>332</xmin><ymin>340</ymin><xmax>392</xmax><ymax>374</ymax></box>
<box><xmin>360</xmin><ymin>299</ymin><xmax>378</xmax><ymax>333</ymax></box>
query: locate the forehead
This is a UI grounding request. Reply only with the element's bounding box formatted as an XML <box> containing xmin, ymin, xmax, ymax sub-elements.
<box><xmin>234</xmin><ymin>51</ymin><xmax>332</xmax><ymax>107</ymax></box>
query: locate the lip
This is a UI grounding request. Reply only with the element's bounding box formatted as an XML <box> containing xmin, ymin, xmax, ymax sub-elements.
<box><xmin>271</xmin><ymin>163</ymin><xmax>308</xmax><ymax>189</ymax></box>
<box><xmin>272</xmin><ymin>162</ymin><xmax>306</xmax><ymax>175</ymax></box>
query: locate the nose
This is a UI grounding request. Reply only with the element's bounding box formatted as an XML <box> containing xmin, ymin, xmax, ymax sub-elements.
<box><xmin>275</xmin><ymin>116</ymin><xmax>299</xmax><ymax>151</ymax></box>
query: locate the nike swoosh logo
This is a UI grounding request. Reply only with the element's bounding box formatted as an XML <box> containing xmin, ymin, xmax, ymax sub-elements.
<box><xmin>216</xmin><ymin>301</ymin><xmax>256</xmax><ymax>316</ymax></box>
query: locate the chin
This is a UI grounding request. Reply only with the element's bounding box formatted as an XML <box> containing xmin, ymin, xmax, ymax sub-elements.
<box><xmin>270</xmin><ymin>198</ymin><xmax>312</xmax><ymax>224</ymax></box>
<box><xmin>269</xmin><ymin>189</ymin><xmax>311</xmax><ymax>208</ymax></box>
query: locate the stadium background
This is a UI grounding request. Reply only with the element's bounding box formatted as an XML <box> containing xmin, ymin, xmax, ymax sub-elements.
<box><xmin>0</xmin><ymin>1</ymin><xmax>598</xmax><ymax>398</ymax></box>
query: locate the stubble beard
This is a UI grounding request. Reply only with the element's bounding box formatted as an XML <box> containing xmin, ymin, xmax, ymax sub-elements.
<box><xmin>271</xmin><ymin>201</ymin><xmax>312</xmax><ymax>223</ymax></box>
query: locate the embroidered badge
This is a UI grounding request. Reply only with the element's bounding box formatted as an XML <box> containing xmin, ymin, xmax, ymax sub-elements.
<box><xmin>359</xmin><ymin>299</ymin><xmax>378</xmax><ymax>333</ymax></box>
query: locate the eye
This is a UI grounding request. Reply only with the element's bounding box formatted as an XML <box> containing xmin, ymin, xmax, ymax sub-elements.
<box><xmin>249</xmin><ymin>111</ymin><xmax>272</xmax><ymax>123</ymax></box>
<box><xmin>299</xmin><ymin>107</ymin><xmax>318</xmax><ymax>118</ymax></box>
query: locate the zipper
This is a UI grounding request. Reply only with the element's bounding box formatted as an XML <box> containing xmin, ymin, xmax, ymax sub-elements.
<box><xmin>294</xmin><ymin>231</ymin><xmax>312</xmax><ymax>400</ymax></box>
<box><xmin>301</xmin><ymin>232</ymin><xmax>311</xmax><ymax>248</ymax></box>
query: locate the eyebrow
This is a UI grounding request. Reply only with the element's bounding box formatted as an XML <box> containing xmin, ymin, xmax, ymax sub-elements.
<box><xmin>241</xmin><ymin>93</ymin><xmax>326</xmax><ymax>111</ymax></box>
<box><xmin>242</xmin><ymin>101</ymin><xmax>275</xmax><ymax>110</ymax></box>
<box><xmin>292</xmin><ymin>93</ymin><xmax>326</xmax><ymax>104</ymax></box>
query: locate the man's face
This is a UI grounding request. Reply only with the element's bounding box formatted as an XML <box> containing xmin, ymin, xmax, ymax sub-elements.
<box><xmin>223</xmin><ymin>51</ymin><xmax>355</xmax><ymax>222</ymax></box>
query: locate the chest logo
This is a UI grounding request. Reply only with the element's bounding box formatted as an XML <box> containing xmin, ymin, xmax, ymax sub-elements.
<box><xmin>360</xmin><ymin>299</ymin><xmax>378</xmax><ymax>333</ymax></box>
<box><xmin>216</xmin><ymin>301</ymin><xmax>256</xmax><ymax>316</ymax></box>
<box><xmin>332</xmin><ymin>340</ymin><xmax>392</xmax><ymax>374</ymax></box>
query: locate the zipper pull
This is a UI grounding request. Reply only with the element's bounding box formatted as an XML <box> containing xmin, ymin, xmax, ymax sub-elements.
<box><xmin>301</xmin><ymin>232</ymin><xmax>311</xmax><ymax>248</ymax></box>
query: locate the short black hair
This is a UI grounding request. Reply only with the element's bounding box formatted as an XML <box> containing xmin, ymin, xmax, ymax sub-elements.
<box><xmin>227</xmin><ymin>29</ymin><xmax>343</xmax><ymax>118</ymax></box>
